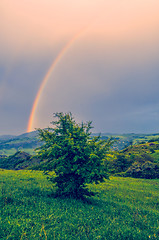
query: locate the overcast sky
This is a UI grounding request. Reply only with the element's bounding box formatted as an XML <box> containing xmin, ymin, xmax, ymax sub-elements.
<box><xmin>0</xmin><ymin>0</ymin><xmax>159</xmax><ymax>135</ymax></box>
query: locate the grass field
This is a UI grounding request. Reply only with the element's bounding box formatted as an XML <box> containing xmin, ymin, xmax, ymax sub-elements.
<box><xmin>0</xmin><ymin>170</ymin><xmax>159</xmax><ymax>240</ymax></box>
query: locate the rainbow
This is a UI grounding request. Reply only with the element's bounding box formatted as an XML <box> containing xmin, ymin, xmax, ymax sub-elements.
<box><xmin>27</xmin><ymin>29</ymin><xmax>88</xmax><ymax>132</ymax></box>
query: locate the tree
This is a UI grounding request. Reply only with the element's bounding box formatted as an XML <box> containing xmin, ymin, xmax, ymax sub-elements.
<box><xmin>36</xmin><ymin>112</ymin><xmax>112</xmax><ymax>198</ymax></box>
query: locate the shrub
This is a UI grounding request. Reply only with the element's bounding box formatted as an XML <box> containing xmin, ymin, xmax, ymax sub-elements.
<box><xmin>36</xmin><ymin>112</ymin><xmax>112</xmax><ymax>198</ymax></box>
<box><xmin>125</xmin><ymin>161</ymin><xmax>159</xmax><ymax>179</ymax></box>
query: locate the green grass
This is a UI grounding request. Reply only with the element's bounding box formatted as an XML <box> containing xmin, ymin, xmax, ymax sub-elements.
<box><xmin>0</xmin><ymin>170</ymin><xmax>158</xmax><ymax>240</ymax></box>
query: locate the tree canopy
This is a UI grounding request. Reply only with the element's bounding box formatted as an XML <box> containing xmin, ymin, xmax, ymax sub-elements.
<box><xmin>36</xmin><ymin>112</ymin><xmax>112</xmax><ymax>198</ymax></box>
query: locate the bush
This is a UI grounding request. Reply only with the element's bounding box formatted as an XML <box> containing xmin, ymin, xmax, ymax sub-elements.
<box><xmin>125</xmin><ymin>161</ymin><xmax>159</xmax><ymax>179</ymax></box>
<box><xmin>36</xmin><ymin>112</ymin><xmax>112</xmax><ymax>198</ymax></box>
<box><xmin>110</xmin><ymin>154</ymin><xmax>132</xmax><ymax>173</ymax></box>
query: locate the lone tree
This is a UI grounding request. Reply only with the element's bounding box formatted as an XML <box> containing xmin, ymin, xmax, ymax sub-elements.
<box><xmin>36</xmin><ymin>112</ymin><xmax>111</xmax><ymax>198</ymax></box>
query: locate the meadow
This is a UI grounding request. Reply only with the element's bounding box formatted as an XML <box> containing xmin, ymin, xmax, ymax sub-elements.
<box><xmin>0</xmin><ymin>170</ymin><xmax>158</xmax><ymax>240</ymax></box>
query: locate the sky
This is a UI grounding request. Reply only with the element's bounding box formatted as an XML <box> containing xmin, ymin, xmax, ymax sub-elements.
<box><xmin>0</xmin><ymin>0</ymin><xmax>159</xmax><ymax>135</ymax></box>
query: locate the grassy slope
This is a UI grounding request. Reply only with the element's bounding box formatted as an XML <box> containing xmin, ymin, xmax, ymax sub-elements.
<box><xmin>0</xmin><ymin>170</ymin><xmax>158</xmax><ymax>240</ymax></box>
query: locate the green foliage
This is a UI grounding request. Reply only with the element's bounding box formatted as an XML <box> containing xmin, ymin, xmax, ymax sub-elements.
<box><xmin>0</xmin><ymin>151</ymin><xmax>43</xmax><ymax>170</ymax></box>
<box><xmin>108</xmin><ymin>153</ymin><xmax>133</xmax><ymax>173</ymax></box>
<box><xmin>108</xmin><ymin>141</ymin><xmax>159</xmax><ymax>179</ymax></box>
<box><xmin>1</xmin><ymin>170</ymin><xmax>159</xmax><ymax>240</ymax></box>
<box><xmin>36</xmin><ymin>112</ymin><xmax>111</xmax><ymax>198</ymax></box>
<box><xmin>125</xmin><ymin>161</ymin><xmax>159</xmax><ymax>179</ymax></box>
<box><xmin>152</xmin><ymin>150</ymin><xmax>159</xmax><ymax>164</ymax></box>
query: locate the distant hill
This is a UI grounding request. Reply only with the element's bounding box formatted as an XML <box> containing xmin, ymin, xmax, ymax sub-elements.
<box><xmin>1</xmin><ymin>131</ymin><xmax>159</xmax><ymax>156</ymax></box>
<box><xmin>98</xmin><ymin>133</ymin><xmax>159</xmax><ymax>150</ymax></box>
<box><xmin>0</xmin><ymin>131</ymin><xmax>42</xmax><ymax>155</ymax></box>
<box><xmin>0</xmin><ymin>130</ymin><xmax>159</xmax><ymax>155</ymax></box>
